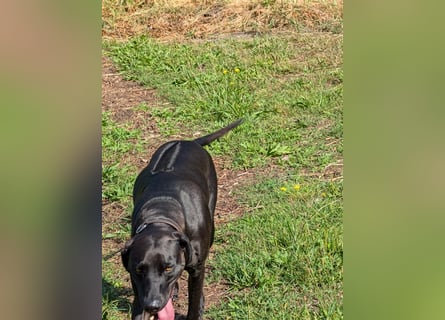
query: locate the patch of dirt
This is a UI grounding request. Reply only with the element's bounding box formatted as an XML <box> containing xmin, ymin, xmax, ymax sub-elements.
<box><xmin>102</xmin><ymin>57</ymin><xmax>161</xmax><ymax>140</ymax></box>
<box><xmin>102</xmin><ymin>56</ymin><xmax>253</xmax><ymax>318</ymax></box>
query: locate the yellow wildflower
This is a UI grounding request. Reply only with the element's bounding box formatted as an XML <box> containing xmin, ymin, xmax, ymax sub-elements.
<box><xmin>223</xmin><ymin>69</ymin><xmax>228</xmax><ymax>74</ymax></box>
<box><xmin>293</xmin><ymin>184</ymin><xmax>301</xmax><ymax>191</ymax></box>
<box><xmin>280</xmin><ymin>187</ymin><xmax>287</xmax><ymax>192</ymax></box>
<box><xmin>234</xmin><ymin>67</ymin><xmax>240</xmax><ymax>73</ymax></box>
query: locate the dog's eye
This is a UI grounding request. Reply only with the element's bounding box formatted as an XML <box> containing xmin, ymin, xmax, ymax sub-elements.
<box><xmin>164</xmin><ymin>266</ymin><xmax>173</xmax><ymax>273</ymax></box>
<box><xmin>135</xmin><ymin>265</ymin><xmax>146</xmax><ymax>275</ymax></box>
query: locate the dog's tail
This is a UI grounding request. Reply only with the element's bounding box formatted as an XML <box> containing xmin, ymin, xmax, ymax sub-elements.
<box><xmin>194</xmin><ymin>119</ymin><xmax>243</xmax><ymax>146</ymax></box>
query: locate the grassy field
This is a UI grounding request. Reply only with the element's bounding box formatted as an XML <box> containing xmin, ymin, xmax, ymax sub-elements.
<box><xmin>102</xmin><ymin>1</ymin><xmax>343</xmax><ymax>319</ymax></box>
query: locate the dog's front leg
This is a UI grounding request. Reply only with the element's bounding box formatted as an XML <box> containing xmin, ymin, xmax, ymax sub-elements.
<box><xmin>131</xmin><ymin>297</ymin><xmax>144</xmax><ymax>320</ymax></box>
<box><xmin>186</xmin><ymin>267</ymin><xmax>206</xmax><ymax>320</ymax></box>
<box><xmin>131</xmin><ymin>279</ymin><xmax>144</xmax><ymax>320</ymax></box>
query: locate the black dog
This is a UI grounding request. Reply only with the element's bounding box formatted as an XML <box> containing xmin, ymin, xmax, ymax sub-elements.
<box><xmin>122</xmin><ymin>119</ymin><xmax>242</xmax><ymax>320</ymax></box>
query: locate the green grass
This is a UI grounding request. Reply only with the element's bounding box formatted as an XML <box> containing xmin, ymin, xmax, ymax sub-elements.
<box><xmin>104</xmin><ymin>34</ymin><xmax>342</xmax><ymax>170</ymax></box>
<box><xmin>102</xmin><ymin>30</ymin><xmax>342</xmax><ymax>319</ymax></box>
<box><xmin>207</xmin><ymin>177</ymin><xmax>342</xmax><ymax>319</ymax></box>
<box><xmin>103</xmin><ymin>259</ymin><xmax>132</xmax><ymax>320</ymax></box>
<box><xmin>102</xmin><ymin>111</ymin><xmax>145</xmax><ymax>205</ymax></box>
<box><xmin>102</xmin><ymin>111</ymin><xmax>141</xmax><ymax>318</ymax></box>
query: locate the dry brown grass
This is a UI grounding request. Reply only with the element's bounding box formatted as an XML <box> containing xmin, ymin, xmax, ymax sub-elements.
<box><xmin>102</xmin><ymin>0</ymin><xmax>343</xmax><ymax>41</ymax></box>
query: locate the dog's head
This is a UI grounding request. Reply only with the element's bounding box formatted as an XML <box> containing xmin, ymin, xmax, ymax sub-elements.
<box><xmin>121</xmin><ymin>226</ymin><xmax>193</xmax><ymax>318</ymax></box>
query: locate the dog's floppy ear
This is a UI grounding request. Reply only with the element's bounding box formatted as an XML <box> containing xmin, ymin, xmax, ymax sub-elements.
<box><xmin>174</xmin><ymin>232</ymin><xmax>196</xmax><ymax>268</ymax></box>
<box><xmin>121</xmin><ymin>238</ymin><xmax>134</xmax><ymax>271</ymax></box>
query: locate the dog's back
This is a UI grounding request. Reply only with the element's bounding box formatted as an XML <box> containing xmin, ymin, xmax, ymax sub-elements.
<box><xmin>133</xmin><ymin>119</ymin><xmax>243</xmax><ymax>212</ymax></box>
<box><xmin>133</xmin><ymin>140</ymin><xmax>216</xmax><ymax>211</ymax></box>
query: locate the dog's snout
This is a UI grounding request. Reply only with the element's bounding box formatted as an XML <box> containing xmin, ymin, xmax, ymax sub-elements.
<box><xmin>144</xmin><ymin>299</ymin><xmax>163</xmax><ymax>313</ymax></box>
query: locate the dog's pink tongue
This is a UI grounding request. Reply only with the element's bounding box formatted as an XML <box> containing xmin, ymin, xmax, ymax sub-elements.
<box><xmin>157</xmin><ymin>297</ymin><xmax>175</xmax><ymax>320</ymax></box>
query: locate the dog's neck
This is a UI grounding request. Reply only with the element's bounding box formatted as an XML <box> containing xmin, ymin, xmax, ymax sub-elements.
<box><xmin>135</xmin><ymin>217</ymin><xmax>182</xmax><ymax>234</ymax></box>
<box><xmin>134</xmin><ymin>196</ymin><xmax>185</xmax><ymax>235</ymax></box>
